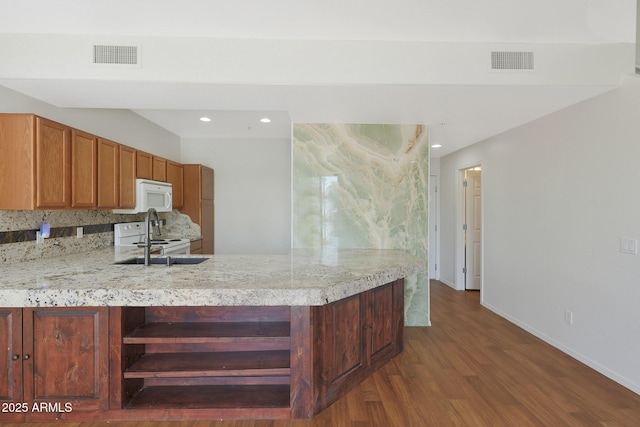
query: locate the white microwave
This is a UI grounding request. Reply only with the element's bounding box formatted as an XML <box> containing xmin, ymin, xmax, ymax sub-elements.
<box><xmin>113</xmin><ymin>179</ymin><xmax>172</xmax><ymax>214</ymax></box>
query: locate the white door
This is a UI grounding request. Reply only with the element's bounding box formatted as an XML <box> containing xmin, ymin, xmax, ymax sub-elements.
<box><xmin>464</xmin><ymin>168</ymin><xmax>482</xmax><ymax>290</ymax></box>
<box><xmin>429</xmin><ymin>175</ymin><xmax>438</xmax><ymax>279</ymax></box>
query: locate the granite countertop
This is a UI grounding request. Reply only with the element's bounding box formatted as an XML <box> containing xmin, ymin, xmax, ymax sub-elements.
<box><xmin>0</xmin><ymin>247</ymin><xmax>425</xmax><ymax>307</ymax></box>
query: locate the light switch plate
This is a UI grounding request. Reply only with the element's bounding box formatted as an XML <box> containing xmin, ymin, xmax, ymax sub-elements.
<box><xmin>620</xmin><ymin>238</ymin><xmax>638</xmax><ymax>255</ymax></box>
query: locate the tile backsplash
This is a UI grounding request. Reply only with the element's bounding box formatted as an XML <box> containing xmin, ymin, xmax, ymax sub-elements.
<box><xmin>0</xmin><ymin>209</ymin><xmax>200</xmax><ymax>264</ymax></box>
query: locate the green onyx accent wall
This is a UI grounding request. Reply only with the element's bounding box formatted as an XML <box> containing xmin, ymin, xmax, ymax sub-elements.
<box><xmin>293</xmin><ymin>123</ymin><xmax>430</xmax><ymax>326</ymax></box>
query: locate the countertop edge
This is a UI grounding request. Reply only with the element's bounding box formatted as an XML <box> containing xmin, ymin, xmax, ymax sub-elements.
<box><xmin>0</xmin><ymin>248</ymin><xmax>426</xmax><ymax>307</ymax></box>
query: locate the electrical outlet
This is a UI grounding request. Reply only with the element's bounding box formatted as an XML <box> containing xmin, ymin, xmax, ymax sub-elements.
<box><xmin>77</xmin><ymin>227</ymin><xmax>83</xmax><ymax>239</ymax></box>
<box><xmin>564</xmin><ymin>309</ymin><xmax>574</xmax><ymax>325</ymax></box>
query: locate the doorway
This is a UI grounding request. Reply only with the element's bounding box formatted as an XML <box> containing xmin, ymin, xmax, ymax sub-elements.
<box><xmin>429</xmin><ymin>174</ymin><xmax>439</xmax><ymax>280</ymax></box>
<box><xmin>463</xmin><ymin>166</ymin><xmax>482</xmax><ymax>291</ymax></box>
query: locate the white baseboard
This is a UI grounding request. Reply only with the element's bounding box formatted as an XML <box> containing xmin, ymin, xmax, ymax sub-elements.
<box><xmin>481</xmin><ymin>300</ymin><xmax>640</xmax><ymax>396</ymax></box>
<box><xmin>438</xmin><ymin>278</ymin><xmax>458</xmax><ymax>290</ymax></box>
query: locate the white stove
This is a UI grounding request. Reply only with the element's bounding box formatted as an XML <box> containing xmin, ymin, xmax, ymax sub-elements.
<box><xmin>114</xmin><ymin>222</ymin><xmax>191</xmax><ymax>255</ymax></box>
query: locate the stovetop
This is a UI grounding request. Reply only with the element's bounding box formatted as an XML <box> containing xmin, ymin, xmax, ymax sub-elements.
<box><xmin>114</xmin><ymin>222</ymin><xmax>190</xmax><ymax>248</ymax></box>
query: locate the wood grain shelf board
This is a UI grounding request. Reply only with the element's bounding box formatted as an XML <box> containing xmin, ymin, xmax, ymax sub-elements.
<box><xmin>125</xmin><ymin>384</ymin><xmax>291</xmax><ymax>410</ymax></box>
<box><xmin>123</xmin><ymin>321</ymin><xmax>291</xmax><ymax>344</ymax></box>
<box><xmin>124</xmin><ymin>350</ymin><xmax>291</xmax><ymax>379</ymax></box>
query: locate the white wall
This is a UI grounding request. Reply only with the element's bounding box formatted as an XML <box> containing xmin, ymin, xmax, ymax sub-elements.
<box><xmin>0</xmin><ymin>85</ymin><xmax>180</xmax><ymax>160</ymax></box>
<box><xmin>181</xmin><ymin>137</ymin><xmax>291</xmax><ymax>254</ymax></box>
<box><xmin>439</xmin><ymin>76</ymin><xmax>640</xmax><ymax>394</ymax></box>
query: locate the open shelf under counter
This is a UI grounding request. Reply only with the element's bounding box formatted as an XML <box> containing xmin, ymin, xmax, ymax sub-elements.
<box><xmin>125</xmin><ymin>384</ymin><xmax>291</xmax><ymax>410</ymax></box>
<box><xmin>123</xmin><ymin>321</ymin><xmax>292</xmax><ymax>345</ymax></box>
<box><xmin>123</xmin><ymin>350</ymin><xmax>291</xmax><ymax>379</ymax></box>
<box><xmin>107</xmin><ymin>279</ymin><xmax>405</xmax><ymax>421</ymax></box>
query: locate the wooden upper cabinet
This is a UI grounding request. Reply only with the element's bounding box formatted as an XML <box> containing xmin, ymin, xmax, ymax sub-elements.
<box><xmin>36</xmin><ymin>117</ymin><xmax>72</xmax><ymax>208</ymax></box>
<box><xmin>166</xmin><ymin>161</ymin><xmax>183</xmax><ymax>208</ymax></box>
<box><xmin>136</xmin><ymin>150</ymin><xmax>153</xmax><ymax>179</ymax></box>
<box><xmin>119</xmin><ymin>145</ymin><xmax>136</xmax><ymax>208</ymax></box>
<box><xmin>0</xmin><ymin>113</ymin><xmax>194</xmax><ymax>212</ymax></box>
<box><xmin>71</xmin><ymin>129</ymin><xmax>98</xmax><ymax>208</ymax></box>
<box><xmin>152</xmin><ymin>156</ymin><xmax>167</xmax><ymax>181</ymax></box>
<box><xmin>97</xmin><ymin>138</ymin><xmax>119</xmax><ymax>208</ymax></box>
<box><xmin>0</xmin><ymin>114</ymin><xmax>37</xmax><ymax>209</ymax></box>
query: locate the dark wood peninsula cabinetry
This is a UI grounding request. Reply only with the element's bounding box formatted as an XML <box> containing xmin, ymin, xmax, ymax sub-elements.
<box><xmin>0</xmin><ymin>307</ymin><xmax>109</xmax><ymax>422</ymax></box>
<box><xmin>1</xmin><ymin>278</ymin><xmax>404</xmax><ymax>421</ymax></box>
<box><xmin>104</xmin><ymin>279</ymin><xmax>404</xmax><ymax>421</ymax></box>
<box><xmin>0</xmin><ymin>245</ymin><xmax>419</xmax><ymax>421</ymax></box>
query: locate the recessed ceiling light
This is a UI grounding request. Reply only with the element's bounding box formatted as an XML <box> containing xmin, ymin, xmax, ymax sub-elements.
<box><xmin>200</xmin><ymin>116</ymin><xmax>211</xmax><ymax>122</ymax></box>
<box><xmin>260</xmin><ymin>117</ymin><xmax>271</xmax><ymax>123</ymax></box>
<box><xmin>431</xmin><ymin>144</ymin><xmax>442</xmax><ymax>148</ymax></box>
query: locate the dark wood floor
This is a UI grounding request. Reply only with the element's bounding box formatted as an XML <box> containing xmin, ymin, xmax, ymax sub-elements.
<box><xmin>5</xmin><ymin>280</ymin><xmax>640</xmax><ymax>426</ymax></box>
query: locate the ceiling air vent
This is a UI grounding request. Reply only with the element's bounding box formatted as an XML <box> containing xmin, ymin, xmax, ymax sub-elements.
<box><xmin>491</xmin><ymin>51</ymin><xmax>534</xmax><ymax>70</ymax></box>
<box><xmin>93</xmin><ymin>44</ymin><xmax>139</xmax><ymax>65</ymax></box>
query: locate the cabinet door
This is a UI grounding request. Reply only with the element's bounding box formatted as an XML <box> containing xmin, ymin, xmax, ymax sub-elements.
<box><xmin>201</xmin><ymin>166</ymin><xmax>215</xmax><ymax>254</ymax></box>
<box><xmin>166</xmin><ymin>161</ymin><xmax>183</xmax><ymax>208</ymax></box>
<box><xmin>202</xmin><ymin>199</ymin><xmax>214</xmax><ymax>254</ymax></box>
<box><xmin>71</xmin><ymin>129</ymin><xmax>97</xmax><ymax>208</ymax></box>
<box><xmin>182</xmin><ymin>165</ymin><xmax>215</xmax><ymax>253</ymax></box>
<box><xmin>201</xmin><ymin>166</ymin><xmax>214</xmax><ymax>200</ymax></box>
<box><xmin>35</xmin><ymin>117</ymin><xmax>71</xmax><ymax>208</ymax></box>
<box><xmin>119</xmin><ymin>145</ymin><xmax>136</xmax><ymax>208</ymax></box>
<box><xmin>316</xmin><ymin>293</ymin><xmax>367</xmax><ymax>407</ymax></box>
<box><xmin>367</xmin><ymin>283</ymin><xmax>396</xmax><ymax>363</ymax></box>
<box><xmin>97</xmin><ymin>138</ymin><xmax>119</xmax><ymax>208</ymax></box>
<box><xmin>152</xmin><ymin>156</ymin><xmax>167</xmax><ymax>181</ymax></box>
<box><xmin>136</xmin><ymin>150</ymin><xmax>153</xmax><ymax>179</ymax></box>
<box><xmin>0</xmin><ymin>114</ymin><xmax>36</xmax><ymax>209</ymax></box>
<box><xmin>22</xmin><ymin>307</ymin><xmax>109</xmax><ymax>412</ymax></box>
<box><xmin>0</xmin><ymin>309</ymin><xmax>22</xmax><ymax>403</ymax></box>
<box><xmin>190</xmin><ymin>238</ymin><xmax>203</xmax><ymax>254</ymax></box>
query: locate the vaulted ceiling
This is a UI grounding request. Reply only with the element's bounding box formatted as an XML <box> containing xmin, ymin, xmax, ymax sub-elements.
<box><xmin>0</xmin><ymin>0</ymin><xmax>635</xmax><ymax>157</ymax></box>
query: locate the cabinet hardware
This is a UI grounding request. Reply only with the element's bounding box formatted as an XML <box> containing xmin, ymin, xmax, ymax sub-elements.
<box><xmin>23</xmin><ymin>354</ymin><xmax>30</xmax><ymax>360</ymax></box>
<box><xmin>12</xmin><ymin>354</ymin><xmax>19</xmax><ymax>360</ymax></box>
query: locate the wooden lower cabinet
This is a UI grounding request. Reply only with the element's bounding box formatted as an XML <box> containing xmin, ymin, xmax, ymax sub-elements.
<box><xmin>0</xmin><ymin>309</ymin><xmax>22</xmax><ymax>406</ymax></box>
<box><xmin>0</xmin><ymin>280</ymin><xmax>403</xmax><ymax>421</ymax></box>
<box><xmin>0</xmin><ymin>307</ymin><xmax>109</xmax><ymax>422</ymax></box>
<box><xmin>310</xmin><ymin>279</ymin><xmax>404</xmax><ymax>415</ymax></box>
<box><xmin>107</xmin><ymin>279</ymin><xmax>404</xmax><ymax>420</ymax></box>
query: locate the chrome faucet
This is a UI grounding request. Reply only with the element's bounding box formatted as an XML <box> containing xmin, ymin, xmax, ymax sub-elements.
<box><xmin>140</xmin><ymin>208</ymin><xmax>161</xmax><ymax>266</ymax></box>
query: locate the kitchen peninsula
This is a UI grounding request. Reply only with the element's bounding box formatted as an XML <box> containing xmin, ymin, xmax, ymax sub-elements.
<box><xmin>0</xmin><ymin>248</ymin><xmax>424</xmax><ymax>422</ymax></box>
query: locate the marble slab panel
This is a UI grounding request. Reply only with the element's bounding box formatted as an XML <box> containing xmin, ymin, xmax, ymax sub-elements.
<box><xmin>292</xmin><ymin>123</ymin><xmax>430</xmax><ymax>325</ymax></box>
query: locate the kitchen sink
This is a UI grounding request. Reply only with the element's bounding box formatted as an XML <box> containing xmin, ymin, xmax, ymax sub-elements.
<box><xmin>115</xmin><ymin>257</ymin><xmax>209</xmax><ymax>266</ymax></box>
